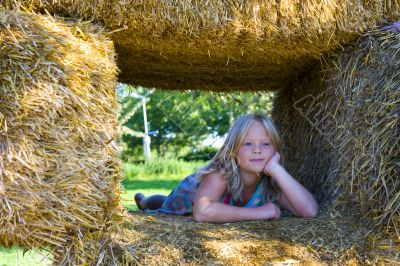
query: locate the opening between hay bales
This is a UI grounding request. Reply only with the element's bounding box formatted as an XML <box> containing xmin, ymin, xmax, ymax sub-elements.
<box><xmin>111</xmin><ymin>23</ymin><xmax>399</xmax><ymax>264</ymax></box>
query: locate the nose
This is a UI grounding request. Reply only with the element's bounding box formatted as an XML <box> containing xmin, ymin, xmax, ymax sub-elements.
<box><xmin>252</xmin><ymin>144</ymin><xmax>261</xmax><ymax>154</ymax></box>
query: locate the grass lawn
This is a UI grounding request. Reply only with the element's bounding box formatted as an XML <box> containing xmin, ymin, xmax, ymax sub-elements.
<box><xmin>0</xmin><ymin>247</ymin><xmax>52</xmax><ymax>266</ymax></box>
<box><xmin>121</xmin><ymin>174</ymin><xmax>183</xmax><ymax>211</ymax></box>
<box><xmin>0</xmin><ymin>159</ymin><xmax>205</xmax><ymax>265</ymax></box>
<box><xmin>121</xmin><ymin>158</ymin><xmax>204</xmax><ymax>211</ymax></box>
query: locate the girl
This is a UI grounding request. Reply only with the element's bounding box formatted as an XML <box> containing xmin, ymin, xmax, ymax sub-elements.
<box><xmin>134</xmin><ymin>114</ymin><xmax>318</xmax><ymax>223</ymax></box>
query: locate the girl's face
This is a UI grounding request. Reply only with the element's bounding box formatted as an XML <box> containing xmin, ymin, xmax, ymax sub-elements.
<box><xmin>236</xmin><ymin>121</ymin><xmax>275</xmax><ymax>185</ymax></box>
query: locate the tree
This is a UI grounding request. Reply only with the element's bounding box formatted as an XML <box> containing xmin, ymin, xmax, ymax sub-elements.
<box><xmin>118</xmin><ymin>85</ymin><xmax>275</xmax><ymax>159</ymax></box>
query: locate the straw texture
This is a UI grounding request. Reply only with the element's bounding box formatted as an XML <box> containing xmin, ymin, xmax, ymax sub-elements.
<box><xmin>107</xmin><ymin>209</ymin><xmax>399</xmax><ymax>265</ymax></box>
<box><xmin>272</xmin><ymin>23</ymin><xmax>399</xmax><ymax>236</ymax></box>
<box><xmin>0</xmin><ymin>10</ymin><xmax>124</xmax><ymax>264</ymax></box>
<box><xmin>0</xmin><ymin>2</ymin><xmax>398</xmax><ymax>265</ymax></box>
<box><xmin>2</xmin><ymin>0</ymin><xmax>400</xmax><ymax>91</ymax></box>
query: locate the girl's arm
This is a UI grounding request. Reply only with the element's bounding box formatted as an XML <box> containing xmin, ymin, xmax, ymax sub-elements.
<box><xmin>193</xmin><ymin>171</ymin><xmax>280</xmax><ymax>223</ymax></box>
<box><xmin>264</xmin><ymin>152</ymin><xmax>319</xmax><ymax>218</ymax></box>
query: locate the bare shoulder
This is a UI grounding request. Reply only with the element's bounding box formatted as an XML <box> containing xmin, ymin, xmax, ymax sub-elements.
<box><xmin>197</xmin><ymin>170</ymin><xmax>228</xmax><ymax>200</ymax></box>
<box><xmin>201</xmin><ymin>170</ymin><xmax>227</xmax><ymax>185</ymax></box>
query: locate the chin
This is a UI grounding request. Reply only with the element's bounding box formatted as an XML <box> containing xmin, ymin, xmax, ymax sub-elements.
<box><xmin>251</xmin><ymin>169</ymin><xmax>264</xmax><ymax>176</ymax></box>
<box><xmin>254</xmin><ymin>167</ymin><xmax>264</xmax><ymax>172</ymax></box>
<box><xmin>240</xmin><ymin>165</ymin><xmax>264</xmax><ymax>176</ymax></box>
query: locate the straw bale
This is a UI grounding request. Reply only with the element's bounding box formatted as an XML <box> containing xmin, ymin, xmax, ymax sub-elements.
<box><xmin>326</xmin><ymin>24</ymin><xmax>399</xmax><ymax>234</ymax></box>
<box><xmin>272</xmin><ymin>23</ymin><xmax>399</xmax><ymax>235</ymax></box>
<box><xmin>0</xmin><ymin>2</ymin><xmax>398</xmax><ymax>265</ymax></box>
<box><xmin>2</xmin><ymin>0</ymin><xmax>400</xmax><ymax>91</ymax></box>
<box><xmin>0</xmin><ymin>10</ymin><xmax>125</xmax><ymax>264</ymax></box>
<box><xmin>107</xmin><ymin>208</ymin><xmax>398</xmax><ymax>265</ymax></box>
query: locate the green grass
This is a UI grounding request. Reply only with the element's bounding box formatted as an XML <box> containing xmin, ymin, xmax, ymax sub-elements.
<box><xmin>1</xmin><ymin>158</ymin><xmax>205</xmax><ymax>265</ymax></box>
<box><xmin>0</xmin><ymin>247</ymin><xmax>52</xmax><ymax>266</ymax></box>
<box><xmin>121</xmin><ymin>158</ymin><xmax>205</xmax><ymax>211</ymax></box>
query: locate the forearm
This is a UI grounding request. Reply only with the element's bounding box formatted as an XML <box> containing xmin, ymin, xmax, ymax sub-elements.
<box><xmin>269</xmin><ymin>165</ymin><xmax>318</xmax><ymax>216</ymax></box>
<box><xmin>193</xmin><ymin>199</ymin><xmax>270</xmax><ymax>223</ymax></box>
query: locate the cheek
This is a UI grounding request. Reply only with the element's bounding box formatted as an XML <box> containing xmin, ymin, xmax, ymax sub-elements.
<box><xmin>236</xmin><ymin>148</ymin><xmax>248</xmax><ymax>164</ymax></box>
<box><xmin>265</xmin><ymin>147</ymin><xmax>275</xmax><ymax>158</ymax></box>
<box><xmin>237</xmin><ymin>147</ymin><xmax>249</xmax><ymax>157</ymax></box>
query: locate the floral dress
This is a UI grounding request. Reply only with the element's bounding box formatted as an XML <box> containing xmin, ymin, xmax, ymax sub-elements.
<box><xmin>146</xmin><ymin>173</ymin><xmax>268</xmax><ymax>215</ymax></box>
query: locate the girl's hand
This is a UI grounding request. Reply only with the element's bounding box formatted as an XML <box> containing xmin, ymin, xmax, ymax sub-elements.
<box><xmin>260</xmin><ymin>202</ymin><xmax>281</xmax><ymax>220</ymax></box>
<box><xmin>263</xmin><ymin>152</ymin><xmax>281</xmax><ymax>175</ymax></box>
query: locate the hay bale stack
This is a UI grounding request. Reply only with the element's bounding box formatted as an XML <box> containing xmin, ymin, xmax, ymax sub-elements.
<box><xmin>3</xmin><ymin>0</ymin><xmax>400</xmax><ymax>91</ymax></box>
<box><xmin>272</xmin><ymin>23</ymin><xmax>399</xmax><ymax>232</ymax></box>
<box><xmin>110</xmin><ymin>211</ymin><xmax>397</xmax><ymax>265</ymax></box>
<box><xmin>327</xmin><ymin>23</ymin><xmax>399</xmax><ymax>231</ymax></box>
<box><xmin>0</xmin><ymin>10</ymin><xmax>124</xmax><ymax>264</ymax></box>
<box><xmin>272</xmin><ymin>69</ymin><xmax>332</xmax><ymax>203</ymax></box>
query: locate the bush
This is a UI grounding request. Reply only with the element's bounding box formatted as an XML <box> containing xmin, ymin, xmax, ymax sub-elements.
<box><xmin>179</xmin><ymin>146</ymin><xmax>218</xmax><ymax>162</ymax></box>
<box><xmin>122</xmin><ymin>157</ymin><xmax>205</xmax><ymax>179</ymax></box>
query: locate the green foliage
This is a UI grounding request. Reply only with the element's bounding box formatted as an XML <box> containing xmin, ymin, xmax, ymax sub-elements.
<box><xmin>122</xmin><ymin>157</ymin><xmax>205</xmax><ymax>179</ymax></box>
<box><xmin>179</xmin><ymin>146</ymin><xmax>218</xmax><ymax>162</ymax></box>
<box><xmin>118</xmin><ymin>85</ymin><xmax>275</xmax><ymax>158</ymax></box>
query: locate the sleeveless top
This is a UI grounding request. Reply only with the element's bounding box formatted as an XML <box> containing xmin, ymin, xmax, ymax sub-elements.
<box><xmin>147</xmin><ymin>173</ymin><xmax>268</xmax><ymax>215</ymax></box>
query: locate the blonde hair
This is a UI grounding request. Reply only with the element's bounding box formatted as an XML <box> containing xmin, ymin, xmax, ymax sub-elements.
<box><xmin>195</xmin><ymin>114</ymin><xmax>283</xmax><ymax>201</ymax></box>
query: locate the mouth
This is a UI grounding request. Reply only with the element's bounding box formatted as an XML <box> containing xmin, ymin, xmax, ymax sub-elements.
<box><xmin>249</xmin><ymin>159</ymin><xmax>265</xmax><ymax>163</ymax></box>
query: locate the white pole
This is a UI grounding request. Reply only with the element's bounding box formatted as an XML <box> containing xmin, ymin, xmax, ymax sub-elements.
<box><xmin>142</xmin><ymin>97</ymin><xmax>151</xmax><ymax>160</ymax></box>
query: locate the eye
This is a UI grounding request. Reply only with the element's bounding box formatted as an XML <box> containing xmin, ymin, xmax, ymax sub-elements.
<box><xmin>243</xmin><ymin>142</ymin><xmax>252</xmax><ymax>146</ymax></box>
<box><xmin>263</xmin><ymin>143</ymin><xmax>269</xmax><ymax>146</ymax></box>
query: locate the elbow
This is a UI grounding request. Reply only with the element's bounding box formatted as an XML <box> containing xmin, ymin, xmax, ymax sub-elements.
<box><xmin>193</xmin><ymin>210</ymin><xmax>205</xmax><ymax>222</ymax></box>
<box><xmin>193</xmin><ymin>203</ymin><xmax>211</xmax><ymax>223</ymax></box>
<box><xmin>193</xmin><ymin>204</ymin><xmax>221</xmax><ymax>223</ymax></box>
<box><xmin>193</xmin><ymin>208</ymin><xmax>211</xmax><ymax>223</ymax></box>
<box><xmin>193</xmin><ymin>197</ymin><xmax>215</xmax><ymax>223</ymax></box>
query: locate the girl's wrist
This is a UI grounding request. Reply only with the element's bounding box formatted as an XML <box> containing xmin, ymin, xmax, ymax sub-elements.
<box><xmin>264</xmin><ymin>163</ymin><xmax>282</xmax><ymax>176</ymax></box>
